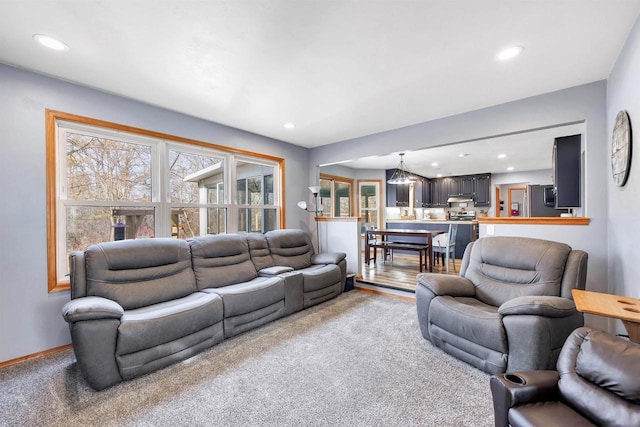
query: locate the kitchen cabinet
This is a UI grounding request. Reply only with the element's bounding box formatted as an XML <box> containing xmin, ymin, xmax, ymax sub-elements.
<box><xmin>446</xmin><ymin>177</ymin><xmax>462</xmax><ymax>197</ymax></box>
<box><xmin>460</xmin><ymin>176</ymin><xmax>474</xmax><ymax>196</ymax></box>
<box><xmin>431</xmin><ymin>179</ymin><xmax>449</xmax><ymax>207</ymax></box>
<box><xmin>473</xmin><ymin>174</ymin><xmax>491</xmax><ymax>207</ymax></box>
<box><xmin>421</xmin><ymin>179</ymin><xmax>432</xmax><ymax>207</ymax></box>
<box><xmin>553</xmin><ymin>135</ymin><xmax>581</xmax><ymax>208</ymax></box>
<box><xmin>413</xmin><ymin>179</ymin><xmax>423</xmax><ymax>207</ymax></box>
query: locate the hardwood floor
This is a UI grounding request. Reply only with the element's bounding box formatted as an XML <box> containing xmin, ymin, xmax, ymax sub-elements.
<box><xmin>358</xmin><ymin>251</ymin><xmax>459</xmax><ymax>292</ymax></box>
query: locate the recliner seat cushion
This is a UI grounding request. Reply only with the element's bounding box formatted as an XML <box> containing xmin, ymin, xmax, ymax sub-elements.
<box><xmin>509</xmin><ymin>401</ymin><xmax>596</xmax><ymax>427</ymax></box>
<box><xmin>189</xmin><ymin>234</ymin><xmax>258</xmax><ymax>289</ymax></box>
<box><xmin>84</xmin><ymin>238</ymin><xmax>197</xmax><ymax>310</ymax></box>
<box><xmin>202</xmin><ymin>276</ymin><xmax>285</xmax><ymax>317</ymax></box>
<box><xmin>429</xmin><ymin>296</ymin><xmax>507</xmax><ymax>354</ymax></box>
<box><xmin>116</xmin><ymin>292</ymin><xmax>223</xmax><ymax>377</ymax></box>
<box><xmin>463</xmin><ymin>237</ymin><xmax>571</xmax><ymax>307</ymax></box>
<box><xmin>202</xmin><ymin>276</ymin><xmax>286</xmax><ymax>338</ymax></box>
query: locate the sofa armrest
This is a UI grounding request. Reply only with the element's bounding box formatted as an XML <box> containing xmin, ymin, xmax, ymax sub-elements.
<box><xmin>490</xmin><ymin>370</ymin><xmax>560</xmax><ymax>427</ymax></box>
<box><xmin>416</xmin><ymin>273</ymin><xmax>475</xmax><ymax>297</ymax></box>
<box><xmin>498</xmin><ymin>296</ymin><xmax>577</xmax><ymax>318</ymax></box>
<box><xmin>312</xmin><ymin>252</ymin><xmax>346</xmax><ymax>265</ymax></box>
<box><xmin>62</xmin><ymin>296</ymin><xmax>124</xmax><ymax>323</ymax></box>
<box><xmin>259</xmin><ymin>266</ymin><xmax>295</xmax><ymax>276</ymax></box>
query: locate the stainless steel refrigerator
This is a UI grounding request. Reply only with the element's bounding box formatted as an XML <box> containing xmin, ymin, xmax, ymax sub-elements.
<box><xmin>525</xmin><ymin>185</ymin><xmax>567</xmax><ymax>217</ymax></box>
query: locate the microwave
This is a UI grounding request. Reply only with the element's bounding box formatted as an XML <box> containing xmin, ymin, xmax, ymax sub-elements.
<box><xmin>543</xmin><ymin>186</ymin><xmax>556</xmax><ymax>207</ymax></box>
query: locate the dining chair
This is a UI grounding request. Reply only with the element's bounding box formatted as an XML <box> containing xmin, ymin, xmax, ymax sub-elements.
<box><xmin>432</xmin><ymin>223</ymin><xmax>457</xmax><ymax>272</ymax></box>
<box><xmin>364</xmin><ymin>222</ymin><xmax>378</xmax><ymax>262</ymax></box>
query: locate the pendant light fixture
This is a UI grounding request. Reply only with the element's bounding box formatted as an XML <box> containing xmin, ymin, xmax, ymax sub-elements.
<box><xmin>387</xmin><ymin>153</ymin><xmax>416</xmax><ymax>185</ymax></box>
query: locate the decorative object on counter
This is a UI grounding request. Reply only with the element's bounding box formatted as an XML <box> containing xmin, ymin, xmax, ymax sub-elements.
<box><xmin>387</xmin><ymin>153</ymin><xmax>416</xmax><ymax>185</ymax></box>
<box><xmin>611</xmin><ymin>110</ymin><xmax>632</xmax><ymax>187</ymax></box>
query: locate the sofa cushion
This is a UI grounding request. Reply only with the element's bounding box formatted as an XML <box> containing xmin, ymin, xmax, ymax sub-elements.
<box><xmin>116</xmin><ymin>292</ymin><xmax>223</xmax><ymax>357</ymax></box>
<box><xmin>189</xmin><ymin>234</ymin><xmax>258</xmax><ymax>289</ymax></box>
<box><xmin>463</xmin><ymin>237</ymin><xmax>571</xmax><ymax>307</ymax></box>
<box><xmin>265</xmin><ymin>229</ymin><xmax>314</xmax><ymax>270</ymax></box>
<box><xmin>429</xmin><ymin>296</ymin><xmax>507</xmax><ymax>353</ymax></box>
<box><xmin>202</xmin><ymin>276</ymin><xmax>285</xmax><ymax>317</ymax></box>
<box><xmin>509</xmin><ymin>401</ymin><xmax>593</xmax><ymax>427</ymax></box>
<box><xmin>85</xmin><ymin>238</ymin><xmax>196</xmax><ymax>310</ymax></box>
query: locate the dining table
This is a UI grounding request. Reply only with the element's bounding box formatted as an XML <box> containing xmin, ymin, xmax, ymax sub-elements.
<box><xmin>365</xmin><ymin>228</ymin><xmax>444</xmax><ymax>272</ymax></box>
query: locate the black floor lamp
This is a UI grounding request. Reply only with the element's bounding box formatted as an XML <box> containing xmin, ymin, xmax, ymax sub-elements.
<box><xmin>297</xmin><ymin>186</ymin><xmax>321</xmax><ymax>253</ymax></box>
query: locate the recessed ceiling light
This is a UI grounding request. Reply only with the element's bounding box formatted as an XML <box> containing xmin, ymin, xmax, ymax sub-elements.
<box><xmin>496</xmin><ymin>46</ymin><xmax>523</xmax><ymax>61</ymax></box>
<box><xmin>507</xmin><ymin>166</ymin><xmax>515</xmax><ymax>171</ymax></box>
<box><xmin>459</xmin><ymin>153</ymin><xmax>471</xmax><ymax>157</ymax></box>
<box><xmin>436</xmin><ymin>173</ymin><xmax>443</xmax><ymax>178</ymax></box>
<box><xmin>33</xmin><ymin>34</ymin><xmax>69</xmax><ymax>51</ymax></box>
<box><xmin>283</xmin><ymin>122</ymin><xmax>296</xmax><ymax>129</ymax></box>
<box><xmin>431</xmin><ymin>162</ymin><xmax>438</xmax><ymax>167</ymax></box>
<box><xmin>498</xmin><ymin>154</ymin><xmax>507</xmax><ymax>159</ymax></box>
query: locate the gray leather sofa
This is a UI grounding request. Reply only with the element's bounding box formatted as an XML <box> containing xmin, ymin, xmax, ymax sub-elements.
<box><xmin>416</xmin><ymin>236</ymin><xmax>588</xmax><ymax>374</ymax></box>
<box><xmin>490</xmin><ymin>327</ymin><xmax>640</xmax><ymax>427</ymax></box>
<box><xmin>62</xmin><ymin>229</ymin><xmax>346</xmax><ymax>390</ymax></box>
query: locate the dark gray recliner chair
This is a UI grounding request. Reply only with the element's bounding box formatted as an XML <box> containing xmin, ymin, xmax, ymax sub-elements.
<box><xmin>490</xmin><ymin>327</ymin><xmax>640</xmax><ymax>427</ymax></box>
<box><xmin>416</xmin><ymin>236</ymin><xmax>588</xmax><ymax>374</ymax></box>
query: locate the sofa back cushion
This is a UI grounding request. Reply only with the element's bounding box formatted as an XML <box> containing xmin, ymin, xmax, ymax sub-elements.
<box><xmin>246</xmin><ymin>232</ymin><xmax>275</xmax><ymax>271</ymax></box>
<box><xmin>557</xmin><ymin>327</ymin><xmax>640</xmax><ymax>425</ymax></box>
<box><xmin>189</xmin><ymin>234</ymin><xmax>258</xmax><ymax>289</ymax></box>
<box><xmin>463</xmin><ymin>236</ymin><xmax>571</xmax><ymax>307</ymax></box>
<box><xmin>84</xmin><ymin>238</ymin><xmax>196</xmax><ymax>310</ymax></box>
<box><xmin>265</xmin><ymin>229</ymin><xmax>314</xmax><ymax>270</ymax></box>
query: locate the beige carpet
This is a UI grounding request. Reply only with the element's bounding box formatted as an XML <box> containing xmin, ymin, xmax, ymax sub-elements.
<box><xmin>0</xmin><ymin>291</ymin><xmax>493</xmax><ymax>426</ymax></box>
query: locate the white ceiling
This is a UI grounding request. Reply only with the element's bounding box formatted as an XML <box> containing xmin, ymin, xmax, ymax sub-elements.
<box><xmin>1</xmin><ymin>1</ymin><xmax>639</xmax><ymax>173</ymax></box>
<box><xmin>340</xmin><ymin>122</ymin><xmax>585</xmax><ymax>177</ymax></box>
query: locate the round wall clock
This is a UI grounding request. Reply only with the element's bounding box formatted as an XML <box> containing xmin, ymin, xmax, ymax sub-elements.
<box><xmin>611</xmin><ymin>110</ymin><xmax>632</xmax><ymax>187</ymax></box>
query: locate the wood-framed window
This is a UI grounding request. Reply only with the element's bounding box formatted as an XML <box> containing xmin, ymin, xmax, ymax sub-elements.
<box><xmin>319</xmin><ymin>173</ymin><xmax>354</xmax><ymax>217</ymax></box>
<box><xmin>46</xmin><ymin>110</ymin><xmax>285</xmax><ymax>292</ymax></box>
<box><xmin>357</xmin><ymin>180</ymin><xmax>382</xmax><ymax>229</ymax></box>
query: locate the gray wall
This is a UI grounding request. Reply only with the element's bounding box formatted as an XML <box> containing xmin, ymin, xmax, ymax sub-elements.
<box><xmin>607</xmin><ymin>15</ymin><xmax>640</xmax><ymax>329</ymax></box>
<box><xmin>0</xmin><ymin>64</ymin><xmax>310</xmax><ymax>362</ymax></box>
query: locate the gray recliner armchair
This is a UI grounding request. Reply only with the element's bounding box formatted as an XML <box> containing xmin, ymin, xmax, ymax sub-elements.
<box><xmin>490</xmin><ymin>327</ymin><xmax>640</xmax><ymax>427</ymax></box>
<box><xmin>416</xmin><ymin>236</ymin><xmax>588</xmax><ymax>374</ymax></box>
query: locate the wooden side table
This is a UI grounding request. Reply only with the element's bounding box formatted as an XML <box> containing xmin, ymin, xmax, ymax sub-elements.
<box><xmin>572</xmin><ymin>289</ymin><xmax>640</xmax><ymax>343</ymax></box>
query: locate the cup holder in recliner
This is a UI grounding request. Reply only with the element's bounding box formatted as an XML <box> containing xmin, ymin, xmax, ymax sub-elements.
<box><xmin>504</xmin><ymin>374</ymin><xmax>526</xmax><ymax>385</ymax></box>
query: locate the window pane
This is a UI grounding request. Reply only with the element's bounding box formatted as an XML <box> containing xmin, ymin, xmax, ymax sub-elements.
<box><xmin>169</xmin><ymin>149</ymin><xmax>223</xmax><ymax>203</ymax></box>
<box><xmin>264</xmin><ymin>208</ymin><xmax>277</xmax><ymax>232</ymax></box>
<box><xmin>264</xmin><ymin>175</ymin><xmax>274</xmax><ymax>204</ymax></box>
<box><xmin>207</xmin><ymin>207</ymin><xmax>227</xmax><ymax>235</ymax></box>
<box><xmin>335</xmin><ymin>181</ymin><xmax>351</xmax><ymax>216</ymax></box>
<box><xmin>248</xmin><ymin>177</ymin><xmax>262</xmax><ymax>205</ymax></box>
<box><xmin>237</xmin><ymin>178</ymin><xmax>247</xmax><ymax>205</ymax></box>
<box><xmin>320</xmin><ymin>179</ymin><xmax>332</xmax><ymax>216</ymax></box>
<box><xmin>360</xmin><ymin>184</ymin><xmax>378</xmax><ymax>209</ymax></box>
<box><xmin>172</xmin><ymin>207</ymin><xmax>223</xmax><ymax>239</ymax></box>
<box><xmin>66</xmin><ymin>206</ymin><xmax>155</xmax><ymax>265</ymax></box>
<box><xmin>66</xmin><ymin>133</ymin><xmax>152</xmax><ymax>202</ymax></box>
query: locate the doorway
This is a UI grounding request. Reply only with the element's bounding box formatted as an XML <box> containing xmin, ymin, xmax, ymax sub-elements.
<box><xmin>508</xmin><ymin>187</ymin><xmax>526</xmax><ymax>217</ymax></box>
